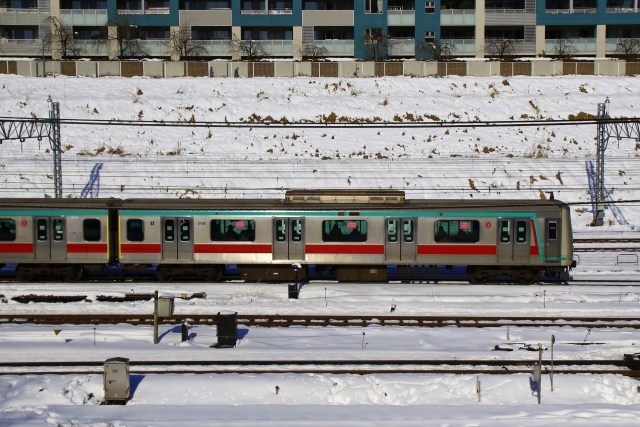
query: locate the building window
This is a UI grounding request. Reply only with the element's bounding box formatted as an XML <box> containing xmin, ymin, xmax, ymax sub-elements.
<box><xmin>322</xmin><ymin>220</ymin><xmax>367</xmax><ymax>242</ymax></box>
<box><xmin>365</xmin><ymin>0</ymin><xmax>382</xmax><ymax>13</ymax></box>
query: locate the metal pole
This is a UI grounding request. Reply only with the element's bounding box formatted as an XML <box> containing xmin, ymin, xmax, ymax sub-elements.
<box><xmin>593</xmin><ymin>98</ymin><xmax>610</xmax><ymax>225</ymax></box>
<box><xmin>48</xmin><ymin>96</ymin><xmax>62</xmax><ymax>198</ymax></box>
<box><xmin>153</xmin><ymin>290</ymin><xmax>159</xmax><ymax>344</ymax></box>
<box><xmin>550</xmin><ymin>334</ymin><xmax>555</xmax><ymax>392</ymax></box>
<box><xmin>537</xmin><ymin>343</ymin><xmax>543</xmax><ymax>404</ymax></box>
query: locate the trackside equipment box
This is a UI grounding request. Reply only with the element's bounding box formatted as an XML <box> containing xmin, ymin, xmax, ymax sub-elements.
<box><xmin>104</xmin><ymin>357</ymin><xmax>130</xmax><ymax>404</ymax></box>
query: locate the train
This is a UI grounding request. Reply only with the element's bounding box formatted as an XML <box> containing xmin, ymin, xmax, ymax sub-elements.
<box><xmin>0</xmin><ymin>190</ymin><xmax>574</xmax><ymax>283</ymax></box>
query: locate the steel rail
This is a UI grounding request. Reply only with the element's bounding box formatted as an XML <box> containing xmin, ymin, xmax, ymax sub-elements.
<box><xmin>2</xmin><ymin>314</ymin><xmax>640</xmax><ymax>329</ymax></box>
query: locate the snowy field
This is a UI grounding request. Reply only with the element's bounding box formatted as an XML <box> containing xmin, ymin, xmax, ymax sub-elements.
<box><xmin>0</xmin><ymin>74</ymin><xmax>640</xmax><ymax>425</ymax></box>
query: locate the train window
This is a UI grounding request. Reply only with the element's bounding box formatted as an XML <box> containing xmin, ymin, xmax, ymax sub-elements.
<box><xmin>291</xmin><ymin>219</ymin><xmax>303</xmax><ymax>242</ymax></box>
<box><xmin>211</xmin><ymin>219</ymin><xmax>255</xmax><ymax>242</ymax></box>
<box><xmin>83</xmin><ymin>219</ymin><xmax>101</xmax><ymax>242</ymax></box>
<box><xmin>164</xmin><ymin>219</ymin><xmax>175</xmax><ymax>241</ymax></box>
<box><xmin>516</xmin><ymin>220</ymin><xmax>527</xmax><ymax>244</ymax></box>
<box><xmin>53</xmin><ymin>219</ymin><xmax>64</xmax><ymax>241</ymax></box>
<box><xmin>500</xmin><ymin>220</ymin><xmax>511</xmax><ymax>243</ymax></box>
<box><xmin>434</xmin><ymin>220</ymin><xmax>480</xmax><ymax>243</ymax></box>
<box><xmin>403</xmin><ymin>220</ymin><xmax>414</xmax><ymax>243</ymax></box>
<box><xmin>36</xmin><ymin>219</ymin><xmax>47</xmax><ymax>241</ymax></box>
<box><xmin>548</xmin><ymin>221</ymin><xmax>557</xmax><ymax>240</ymax></box>
<box><xmin>322</xmin><ymin>220</ymin><xmax>367</xmax><ymax>242</ymax></box>
<box><xmin>0</xmin><ymin>219</ymin><xmax>16</xmax><ymax>241</ymax></box>
<box><xmin>180</xmin><ymin>219</ymin><xmax>191</xmax><ymax>242</ymax></box>
<box><xmin>127</xmin><ymin>219</ymin><xmax>144</xmax><ymax>242</ymax></box>
<box><xmin>387</xmin><ymin>220</ymin><xmax>398</xmax><ymax>242</ymax></box>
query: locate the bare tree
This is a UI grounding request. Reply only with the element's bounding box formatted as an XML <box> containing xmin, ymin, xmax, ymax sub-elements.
<box><xmin>417</xmin><ymin>39</ymin><xmax>456</xmax><ymax>61</ymax></box>
<box><xmin>170</xmin><ymin>25</ymin><xmax>207</xmax><ymax>59</ymax></box>
<box><xmin>298</xmin><ymin>43</ymin><xmax>328</xmax><ymax>61</ymax></box>
<box><xmin>108</xmin><ymin>17</ymin><xmax>146</xmax><ymax>59</ymax></box>
<box><xmin>45</xmin><ymin>16</ymin><xmax>78</xmax><ymax>59</ymax></box>
<box><xmin>363</xmin><ymin>29</ymin><xmax>393</xmax><ymax>61</ymax></box>
<box><xmin>231</xmin><ymin>35</ymin><xmax>267</xmax><ymax>61</ymax></box>
<box><xmin>615</xmin><ymin>38</ymin><xmax>640</xmax><ymax>60</ymax></box>
<box><xmin>485</xmin><ymin>38</ymin><xmax>516</xmax><ymax>60</ymax></box>
<box><xmin>553</xmin><ymin>39</ymin><xmax>577</xmax><ymax>60</ymax></box>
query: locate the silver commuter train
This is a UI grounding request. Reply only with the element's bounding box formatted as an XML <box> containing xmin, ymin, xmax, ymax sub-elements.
<box><xmin>0</xmin><ymin>190</ymin><xmax>574</xmax><ymax>283</ymax></box>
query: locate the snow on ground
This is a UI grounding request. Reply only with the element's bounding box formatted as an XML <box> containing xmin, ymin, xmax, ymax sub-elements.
<box><xmin>0</xmin><ymin>74</ymin><xmax>640</xmax><ymax>425</ymax></box>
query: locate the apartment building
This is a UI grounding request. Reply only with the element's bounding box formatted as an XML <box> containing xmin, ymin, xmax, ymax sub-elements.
<box><xmin>0</xmin><ymin>1</ymin><xmax>638</xmax><ymax>60</ymax></box>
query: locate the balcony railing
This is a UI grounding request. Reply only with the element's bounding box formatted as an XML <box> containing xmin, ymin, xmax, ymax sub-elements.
<box><xmin>117</xmin><ymin>9</ymin><xmax>144</xmax><ymax>14</ymax></box>
<box><xmin>258</xmin><ymin>39</ymin><xmax>293</xmax><ymax>55</ymax></box>
<box><xmin>73</xmin><ymin>39</ymin><xmax>109</xmax><ymax>56</ymax></box>
<box><xmin>0</xmin><ymin>38</ymin><xmax>41</xmax><ymax>55</ymax></box>
<box><xmin>313</xmin><ymin>39</ymin><xmax>354</xmax><ymax>56</ymax></box>
<box><xmin>388</xmin><ymin>38</ymin><xmax>415</xmax><ymax>56</ymax></box>
<box><xmin>60</xmin><ymin>9</ymin><xmax>108</xmax><ymax>26</ymax></box>
<box><xmin>199</xmin><ymin>40</ymin><xmax>232</xmax><ymax>55</ymax></box>
<box><xmin>545</xmin><ymin>8</ymin><xmax>597</xmax><ymax>14</ymax></box>
<box><xmin>145</xmin><ymin>7</ymin><xmax>170</xmax><ymax>14</ymax></box>
<box><xmin>605</xmin><ymin>37</ymin><xmax>639</xmax><ymax>52</ymax></box>
<box><xmin>440</xmin><ymin>9</ymin><xmax>475</xmax><ymax>26</ymax></box>
<box><xmin>441</xmin><ymin>38</ymin><xmax>475</xmax><ymax>54</ymax></box>
<box><xmin>545</xmin><ymin>38</ymin><xmax>596</xmax><ymax>54</ymax></box>
<box><xmin>137</xmin><ymin>39</ymin><xmax>170</xmax><ymax>55</ymax></box>
<box><xmin>606</xmin><ymin>7</ymin><xmax>637</xmax><ymax>13</ymax></box>
<box><xmin>240</xmin><ymin>9</ymin><xmax>293</xmax><ymax>14</ymax></box>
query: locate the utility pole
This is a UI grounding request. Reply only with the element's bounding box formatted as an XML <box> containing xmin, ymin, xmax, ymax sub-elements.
<box><xmin>48</xmin><ymin>96</ymin><xmax>62</xmax><ymax>198</ymax></box>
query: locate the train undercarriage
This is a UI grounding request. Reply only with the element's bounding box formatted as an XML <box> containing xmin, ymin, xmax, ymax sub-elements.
<box><xmin>3</xmin><ymin>263</ymin><xmax>568</xmax><ymax>284</ymax></box>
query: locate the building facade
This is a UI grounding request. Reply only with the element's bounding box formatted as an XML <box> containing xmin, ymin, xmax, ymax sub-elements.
<box><xmin>0</xmin><ymin>0</ymin><xmax>638</xmax><ymax>60</ymax></box>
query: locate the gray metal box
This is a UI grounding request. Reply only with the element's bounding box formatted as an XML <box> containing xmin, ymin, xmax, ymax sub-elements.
<box><xmin>104</xmin><ymin>357</ymin><xmax>130</xmax><ymax>404</ymax></box>
<box><xmin>157</xmin><ymin>295</ymin><xmax>175</xmax><ymax>318</ymax></box>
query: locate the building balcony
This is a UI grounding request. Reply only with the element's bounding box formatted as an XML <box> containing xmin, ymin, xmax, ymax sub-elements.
<box><xmin>545</xmin><ymin>38</ymin><xmax>596</xmax><ymax>54</ymax></box>
<box><xmin>440</xmin><ymin>9</ymin><xmax>475</xmax><ymax>26</ymax></box>
<box><xmin>302</xmin><ymin>10</ymin><xmax>354</xmax><ymax>26</ymax></box>
<box><xmin>199</xmin><ymin>39</ymin><xmax>232</xmax><ymax>55</ymax></box>
<box><xmin>441</xmin><ymin>38</ymin><xmax>476</xmax><ymax>54</ymax></box>
<box><xmin>605</xmin><ymin>7</ymin><xmax>638</xmax><ymax>13</ymax></box>
<box><xmin>545</xmin><ymin>8</ymin><xmax>597</xmax><ymax>14</ymax></box>
<box><xmin>60</xmin><ymin>9</ymin><xmax>108</xmax><ymax>26</ymax></box>
<box><xmin>0</xmin><ymin>38</ymin><xmax>41</xmax><ymax>55</ymax></box>
<box><xmin>387</xmin><ymin>9</ymin><xmax>415</xmax><ymax>26</ymax></box>
<box><xmin>484</xmin><ymin>9</ymin><xmax>534</xmax><ymax>25</ymax></box>
<box><xmin>73</xmin><ymin>39</ymin><xmax>109</xmax><ymax>56</ymax></box>
<box><xmin>137</xmin><ymin>39</ymin><xmax>170</xmax><ymax>55</ymax></box>
<box><xmin>388</xmin><ymin>38</ymin><xmax>415</xmax><ymax>56</ymax></box>
<box><xmin>258</xmin><ymin>39</ymin><xmax>293</xmax><ymax>55</ymax></box>
<box><xmin>605</xmin><ymin>37</ymin><xmax>639</xmax><ymax>53</ymax></box>
<box><xmin>313</xmin><ymin>39</ymin><xmax>354</xmax><ymax>56</ymax></box>
<box><xmin>240</xmin><ymin>9</ymin><xmax>293</xmax><ymax>15</ymax></box>
<box><xmin>0</xmin><ymin>8</ymin><xmax>47</xmax><ymax>25</ymax></box>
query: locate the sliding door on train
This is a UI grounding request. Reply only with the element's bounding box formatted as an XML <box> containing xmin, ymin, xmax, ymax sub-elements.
<box><xmin>34</xmin><ymin>217</ymin><xmax>66</xmax><ymax>261</ymax></box>
<box><xmin>497</xmin><ymin>218</ymin><xmax>530</xmax><ymax>263</ymax></box>
<box><xmin>545</xmin><ymin>219</ymin><xmax>561</xmax><ymax>263</ymax></box>
<box><xmin>161</xmin><ymin>217</ymin><xmax>194</xmax><ymax>261</ymax></box>
<box><xmin>384</xmin><ymin>218</ymin><xmax>417</xmax><ymax>263</ymax></box>
<box><xmin>272</xmin><ymin>217</ymin><xmax>305</xmax><ymax>261</ymax></box>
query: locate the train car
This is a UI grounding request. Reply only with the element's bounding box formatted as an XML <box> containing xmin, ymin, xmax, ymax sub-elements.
<box><xmin>0</xmin><ymin>198</ymin><xmax>119</xmax><ymax>281</ymax></box>
<box><xmin>0</xmin><ymin>191</ymin><xmax>574</xmax><ymax>283</ymax></box>
<box><xmin>116</xmin><ymin>190</ymin><xmax>574</xmax><ymax>284</ymax></box>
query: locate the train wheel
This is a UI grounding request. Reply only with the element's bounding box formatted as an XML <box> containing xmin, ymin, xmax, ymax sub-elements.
<box><xmin>15</xmin><ymin>266</ymin><xmax>35</xmax><ymax>282</ymax></box>
<box><xmin>200</xmin><ymin>267</ymin><xmax>223</xmax><ymax>282</ymax></box>
<box><xmin>59</xmin><ymin>266</ymin><xmax>83</xmax><ymax>282</ymax></box>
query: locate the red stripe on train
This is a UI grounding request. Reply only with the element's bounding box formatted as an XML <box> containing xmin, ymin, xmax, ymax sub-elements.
<box><xmin>194</xmin><ymin>244</ymin><xmax>272</xmax><ymax>254</ymax></box>
<box><xmin>530</xmin><ymin>219</ymin><xmax>540</xmax><ymax>256</ymax></box>
<box><xmin>305</xmin><ymin>244</ymin><xmax>385</xmax><ymax>255</ymax></box>
<box><xmin>67</xmin><ymin>243</ymin><xmax>108</xmax><ymax>253</ymax></box>
<box><xmin>418</xmin><ymin>245</ymin><xmax>497</xmax><ymax>255</ymax></box>
<box><xmin>0</xmin><ymin>243</ymin><xmax>33</xmax><ymax>253</ymax></box>
<box><xmin>121</xmin><ymin>243</ymin><xmax>162</xmax><ymax>254</ymax></box>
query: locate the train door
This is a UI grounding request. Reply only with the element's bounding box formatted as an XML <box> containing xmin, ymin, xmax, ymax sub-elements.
<box><xmin>385</xmin><ymin>218</ymin><xmax>417</xmax><ymax>263</ymax></box>
<box><xmin>272</xmin><ymin>217</ymin><xmax>305</xmax><ymax>261</ymax></box>
<box><xmin>497</xmin><ymin>218</ymin><xmax>530</xmax><ymax>263</ymax></box>
<box><xmin>34</xmin><ymin>217</ymin><xmax>66</xmax><ymax>261</ymax></box>
<box><xmin>161</xmin><ymin>217</ymin><xmax>194</xmax><ymax>261</ymax></box>
<box><xmin>545</xmin><ymin>219</ymin><xmax>561</xmax><ymax>263</ymax></box>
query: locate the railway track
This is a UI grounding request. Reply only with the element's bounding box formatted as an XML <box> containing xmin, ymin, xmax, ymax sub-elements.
<box><xmin>573</xmin><ymin>237</ymin><xmax>640</xmax><ymax>252</ymax></box>
<box><xmin>2</xmin><ymin>314</ymin><xmax>640</xmax><ymax>329</ymax></box>
<box><xmin>1</xmin><ymin>358</ymin><xmax>638</xmax><ymax>377</ymax></box>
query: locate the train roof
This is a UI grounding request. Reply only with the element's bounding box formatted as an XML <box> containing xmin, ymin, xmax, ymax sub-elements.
<box><xmin>0</xmin><ymin>191</ymin><xmax>569</xmax><ymax>212</ymax></box>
